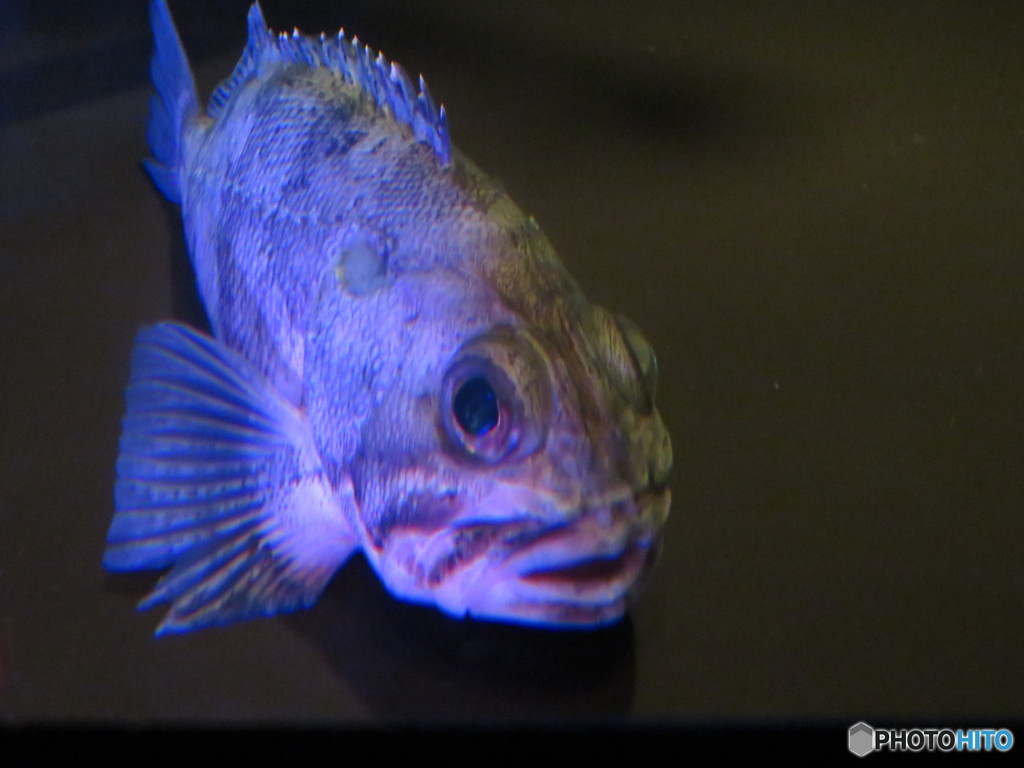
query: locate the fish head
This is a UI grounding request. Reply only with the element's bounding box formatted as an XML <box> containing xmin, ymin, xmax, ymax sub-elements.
<box><xmin>307</xmin><ymin>177</ymin><xmax>671</xmax><ymax>628</ymax></box>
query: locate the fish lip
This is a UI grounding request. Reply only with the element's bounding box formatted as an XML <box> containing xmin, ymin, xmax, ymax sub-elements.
<box><xmin>517</xmin><ymin>541</ymin><xmax>651</xmax><ymax>592</ymax></box>
<box><xmin>496</xmin><ymin>487</ymin><xmax>668</xmax><ymax>605</ymax></box>
<box><xmin>468</xmin><ymin>532</ymin><xmax>657</xmax><ymax>627</ymax></box>
<box><xmin>505</xmin><ymin>538</ymin><xmax>652</xmax><ymax>606</ymax></box>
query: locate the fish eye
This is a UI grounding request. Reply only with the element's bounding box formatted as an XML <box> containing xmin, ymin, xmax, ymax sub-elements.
<box><xmin>442</xmin><ymin>361</ymin><xmax>517</xmax><ymax>462</ymax></box>
<box><xmin>453</xmin><ymin>376</ymin><xmax>499</xmax><ymax>436</ymax></box>
<box><xmin>440</xmin><ymin>327</ymin><xmax>552</xmax><ymax>464</ymax></box>
<box><xmin>615</xmin><ymin>313</ymin><xmax>659</xmax><ymax>407</ymax></box>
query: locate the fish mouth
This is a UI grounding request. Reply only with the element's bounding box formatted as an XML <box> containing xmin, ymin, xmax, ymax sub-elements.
<box><xmin>372</xmin><ymin>484</ymin><xmax>670</xmax><ymax>627</ymax></box>
<box><xmin>521</xmin><ymin>548</ymin><xmax>642</xmax><ymax>585</ymax></box>
<box><xmin>440</xmin><ymin>485</ymin><xmax>670</xmax><ymax>626</ymax></box>
<box><xmin>518</xmin><ymin>532</ymin><xmax>665</xmax><ymax>595</ymax></box>
<box><xmin>509</xmin><ymin>543</ymin><xmax>655</xmax><ymax>625</ymax></box>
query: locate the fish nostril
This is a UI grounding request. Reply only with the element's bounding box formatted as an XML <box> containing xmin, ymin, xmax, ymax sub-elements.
<box><xmin>648</xmin><ymin>456</ymin><xmax>671</xmax><ymax>488</ymax></box>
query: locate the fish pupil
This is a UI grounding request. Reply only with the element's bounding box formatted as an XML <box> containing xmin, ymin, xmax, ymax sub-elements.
<box><xmin>453</xmin><ymin>377</ymin><xmax>499</xmax><ymax>436</ymax></box>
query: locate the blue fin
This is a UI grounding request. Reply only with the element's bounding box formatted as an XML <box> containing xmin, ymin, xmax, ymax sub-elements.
<box><xmin>206</xmin><ymin>2</ymin><xmax>271</xmax><ymax>119</ymax></box>
<box><xmin>206</xmin><ymin>1</ymin><xmax>451</xmax><ymax>165</ymax></box>
<box><xmin>104</xmin><ymin>323</ymin><xmax>357</xmax><ymax>635</ymax></box>
<box><xmin>142</xmin><ymin>0</ymin><xmax>199</xmax><ymax>203</ymax></box>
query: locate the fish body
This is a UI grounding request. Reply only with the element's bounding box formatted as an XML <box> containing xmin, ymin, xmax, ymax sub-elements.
<box><xmin>104</xmin><ymin>0</ymin><xmax>672</xmax><ymax>634</ymax></box>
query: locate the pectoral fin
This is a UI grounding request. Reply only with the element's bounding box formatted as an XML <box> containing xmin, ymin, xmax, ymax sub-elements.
<box><xmin>104</xmin><ymin>322</ymin><xmax>357</xmax><ymax>634</ymax></box>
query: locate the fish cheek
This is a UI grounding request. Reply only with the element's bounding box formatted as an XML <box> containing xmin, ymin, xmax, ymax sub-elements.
<box><xmin>379</xmin><ymin>492</ymin><xmax>463</xmax><ymax>546</ymax></box>
<box><xmin>349</xmin><ymin>456</ymin><xmax>464</xmax><ymax>551</ymax></box>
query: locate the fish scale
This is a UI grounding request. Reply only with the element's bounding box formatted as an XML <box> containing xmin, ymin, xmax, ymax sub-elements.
<box><xmin>104</xmin><ymin>0</ymin><xmax>672</xmax><ymax>634</ymax></box>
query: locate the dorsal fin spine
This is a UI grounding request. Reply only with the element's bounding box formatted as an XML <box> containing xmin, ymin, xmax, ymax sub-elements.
<box><xmin>207</xmin><ymin>2</ymin><xmax>274</xmax><ymax>118</ymax></box>
<box><xmin>209</xmin><ymin>2</ymin><xmax>452</xmax><ymax>166</ymax></box>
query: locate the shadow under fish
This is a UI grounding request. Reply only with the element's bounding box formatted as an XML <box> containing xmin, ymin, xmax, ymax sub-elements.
<box><xmin>286</xmin><ymin>554</ymin><xmax>636</xmax><ymax>721</ymax></box>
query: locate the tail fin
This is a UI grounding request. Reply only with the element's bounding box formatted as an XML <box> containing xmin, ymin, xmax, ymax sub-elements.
<box><xmin>142</xmin><ymin>0</ymin><xmax>198</xmax><ymax>204</ymax></box>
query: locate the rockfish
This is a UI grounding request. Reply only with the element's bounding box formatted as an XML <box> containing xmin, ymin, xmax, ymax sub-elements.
<box><xmin>104</xmin><ymin>0</ymin><xmax>672</xmax><ymax>634</ymax></box>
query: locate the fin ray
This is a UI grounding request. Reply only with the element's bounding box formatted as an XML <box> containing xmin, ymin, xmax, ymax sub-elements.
<box><xmin>141</xmin><ymin>526</ymin><xmax>266</xmax><ymax>610</ymax></box>
<box><xmin>105</xmin><ymin>508</ymin><xmax>264</xmax><ymax>571</ymax></box>
<box><xmin>104</xmin><ymin>322</ymin><xmax>357</xmax><ymax>633</ymax></box>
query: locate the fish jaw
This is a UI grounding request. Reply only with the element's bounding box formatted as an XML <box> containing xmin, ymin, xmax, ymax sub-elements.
<box><xmin>364</xmin><ymin>485</ymin><xmax>670</xmax><ymax>627</ymax></box>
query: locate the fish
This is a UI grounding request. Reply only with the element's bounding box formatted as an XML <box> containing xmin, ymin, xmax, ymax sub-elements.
<box><xmin>103</xmin><ymin>0</ymin><xmax>672</xmax><ymax>634</ymax></box>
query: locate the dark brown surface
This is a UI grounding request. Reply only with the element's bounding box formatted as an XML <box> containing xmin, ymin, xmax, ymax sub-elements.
<box><xmin>1</xmin><ymin>0</ymin><xmax>1021</xmax><ymax>723</ymax></box>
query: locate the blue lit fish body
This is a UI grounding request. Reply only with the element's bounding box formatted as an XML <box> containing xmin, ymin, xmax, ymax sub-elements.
<box><xmin>104</xmin><ymin>0</ymin><xmax>672</xmax><ymax>634</ymax></box>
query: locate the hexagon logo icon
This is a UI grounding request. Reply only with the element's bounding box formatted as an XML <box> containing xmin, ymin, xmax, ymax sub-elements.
<box><xmin>849</xmin><ymin>722</ymin><xmax>875</xmax><ymax>757</ymax></box>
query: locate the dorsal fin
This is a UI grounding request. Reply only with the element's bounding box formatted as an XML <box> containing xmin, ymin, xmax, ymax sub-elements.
<box><xmin>206</xmin><ymin>2</ymin><xmax>273</xmax><ymax>120</ymax></box>
<box><xmin>207</xmin><ymin>1</ymin><xmax>451</xmax><ymax>166</ymax></box>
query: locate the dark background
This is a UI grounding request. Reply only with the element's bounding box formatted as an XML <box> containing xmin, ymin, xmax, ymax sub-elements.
<box><xmin>0</xmin><ymin>0</ymin><xmax>1021</xmax><ymax>727</ymax></box>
